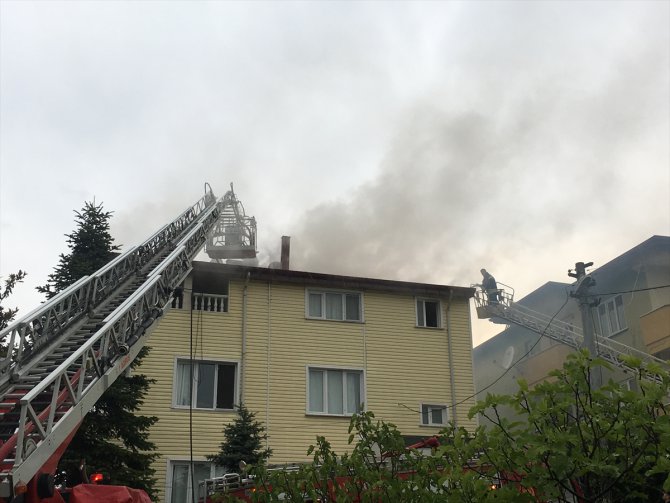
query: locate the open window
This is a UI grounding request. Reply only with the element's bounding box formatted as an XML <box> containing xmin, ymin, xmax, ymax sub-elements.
<box><xmin>173</xmin><ymin>359</ymin><xmax>237</xmax><ymax>410</ymax></box>
<box><xmin>416</xmin><ymin>298</ymin><xmax>441</xmax><ymax>328</ymax></box>
<box><xmin>192</xmin><ymin>270</ymin><xmax>230</xmax><ymax>312</ymax></box>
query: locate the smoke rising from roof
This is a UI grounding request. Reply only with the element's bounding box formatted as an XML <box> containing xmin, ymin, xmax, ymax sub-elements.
<box><xmin>287</xmin><ymin>33</ymin><xmax>669</xmax><ymax>296</ymax></box>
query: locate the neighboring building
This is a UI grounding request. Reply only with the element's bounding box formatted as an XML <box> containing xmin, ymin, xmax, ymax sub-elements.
<box><xmin>137</xmin><ymin>261</ymin><xmax>477</xmax><ymax>503</ymax></box>
<box><xmin>474</xmin><ymin>235</ymin><xmax>670</xmax><ymax>408</ymax></box>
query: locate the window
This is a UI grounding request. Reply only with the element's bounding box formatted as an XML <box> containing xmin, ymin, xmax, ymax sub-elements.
<box><xmin>173</xmin><ymin>359</ymin><xmax>237</xmax><ymax>410</ymax></box>
<box><xmin>416</xmin><ymin>299</ymin><xmax>441</xmax><ymax>328</ymax></box>
<box><xmin>168</xmin><ymin>460</ymin><xmax>224</xmax><ymax>503</ymax></box>
<box><xmin>307</xmin><ymin>368</ymin><xmax>364</xmax><ymax>415</ymax></box>
<box><xmin>307</xmin><ymin>290</ymin><xmax>362</xmax><ymax>322</ymax></box>
<box><xmin>592</xmin><ymin>295</ymin><xmax>627</xmax><ymax>337</ymax></box>
<box><xmin>191</xmin><ymin>276</ymin><xmax>230</xmax><ymax>312</ymax></box>
<box><xmin>421</xmin><ymin>404</ymin><xmax>447</xmax><ymax>426</ymax></box>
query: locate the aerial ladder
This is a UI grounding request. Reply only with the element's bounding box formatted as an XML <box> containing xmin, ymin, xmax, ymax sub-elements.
<box><xmin>473</xmin><ymin>282</ymin><xmax>669</xmax><ymax>382</ymax></box>
<box><xmin>0</xmin><ymin>183</ymin><xmax>257</xmax><ymax>502</ymax></box>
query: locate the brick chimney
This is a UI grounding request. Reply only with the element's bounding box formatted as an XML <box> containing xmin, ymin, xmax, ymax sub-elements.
<box><xmin>281</xmin><ymin>236</ymin><xmax>290</xmax><ymax>270</ymax></box>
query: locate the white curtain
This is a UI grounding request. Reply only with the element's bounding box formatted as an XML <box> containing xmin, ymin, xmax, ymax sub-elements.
<box><xmin>309</xmin><ymin>370</ymin><xmax>324</xmax><ymax>412</ymax></box>
<box><xmin>325</xmin><ymin>293</ymin><xmax>343</xmax><ymax>320</ymax></box>
<box><xmin>327</xmin><ymin>370</ymin><xmax>344</xmax><ymax>414</ymax></box>
<box><xmin>175</xmin><ymin>361</ymin><xmax>192</xmax><ymax>406</ymax></box>
<box><xmin>170</xmin><ymin>462</ymin><xmax>215</xmax><ymax>503</ymax></box>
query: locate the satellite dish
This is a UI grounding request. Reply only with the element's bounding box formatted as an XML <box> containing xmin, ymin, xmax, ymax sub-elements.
<box><xmin>501</xmin><ymin>346</ymin><xmax>515</xmax><ymax>369</ymax></box>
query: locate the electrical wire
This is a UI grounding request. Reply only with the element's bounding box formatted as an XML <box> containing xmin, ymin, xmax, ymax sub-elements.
<box><xmin>585</xmin><ymin>284</ymin><xmax>670</xmax><ymax>297</ymax></box>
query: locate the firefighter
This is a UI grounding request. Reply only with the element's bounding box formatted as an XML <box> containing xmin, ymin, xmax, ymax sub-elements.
<box><xmin>480</xmin><ymin>268</ymin><xmax>499</xmax><ymax>304</ymax></box>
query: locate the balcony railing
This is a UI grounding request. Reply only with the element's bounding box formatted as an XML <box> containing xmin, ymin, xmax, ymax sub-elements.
<box><xmin>192</xmin><ymin>293</ymin><xmax>228</xmax><ymax>313</ymax></box>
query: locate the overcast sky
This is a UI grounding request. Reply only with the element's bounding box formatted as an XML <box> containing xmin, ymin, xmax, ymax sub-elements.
<box><xmin>1</xmin><ymin>1</ymin><xmax>668</xmax><ymax>346</ymax></box>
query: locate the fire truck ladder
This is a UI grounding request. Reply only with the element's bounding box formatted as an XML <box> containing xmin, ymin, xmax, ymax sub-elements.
<box><xmin>473</xmin><ymin>286</ymin><xmax>669</xmax><ymax>381</ymax></box>
<box><xmin>0</xmin><ymin>184</ymin><xmax>255</xmax><ymax>500</ymax></box>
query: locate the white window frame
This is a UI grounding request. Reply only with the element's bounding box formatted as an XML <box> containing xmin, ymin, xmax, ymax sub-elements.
<box><xmin>306</xmin><ymin>365</ymin><xmax>365</xmax><ymax>417</ymax></box>
<box><xmin>165</xmin><ymin>458</ymin><xmax>224</xmax><ymax>503</ymax></box>
<box><xmin>592</xmin><ymin>294</ymin><xmax>627</xmax><ymax>337</ymax></box>
<box><xmin>415</xmin><ymin>298</ymin><xmax>442</xmax><ymax>328</ymax></box>
<box><xmin>420</xmin><ymin>403</ymin><xmax>448</xmax><ymax>426</ymax></box>
<box><xmin>171</xmin><ymin>357</ymin><xmax>239</xmax><ymax>411</ymax></box>
<box><xmin>305</xmin><ymin>289</ymin><xmax>364</xmax><ymax>322</ymax></box>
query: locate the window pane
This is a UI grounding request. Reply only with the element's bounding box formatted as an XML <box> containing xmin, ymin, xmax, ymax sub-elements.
<box><xmin>345</xmin><ymin>294</ymin><xmax>360</xmax><ymax>321</ymax></box>
<box><xmin>175</xmin><ymin>362</ymin><xmax>192</xmax><ymax>406</ymax></box>
<box><xmin>193</xmin><ymin>463</ymin><xmax>212</xmax><ymax>503</ymax></box>
<box><xmin>196</xmin><ymin>363</ymin><xmax>215</xmax><ymax>409</ymax></box>
<box><xmin>309</xmin><ymin>370</ymin><xmax>324</xmax><ymax>412</ymax></box>
<box><xmin>591</xmin><ymin>307</ymin><xmax>601</xmax><ymax>335</ymax></box>
<box><xmin>171</xmin><ymin>464</ymin><xmax>189</xmax><ymax>503</ymax></box>
<box><xmin>598</xmin><ymin>305</ymin><xmax>609</xmax><ymax>336</ymax></box>
<box><xmin>325</xmin><ymin>293</ymin><xmax>343</xmax><ymax>320</ymax></box>
<box><xmin>216</xmin><ymin>364</ymin><xmax>236</xmax><ymax>409</ymax></box>
<box><xmin>425</xmin><ymin>301</ymin><xmax>439</xmax><ymax>327</ymax></box>
<box><xmin>421</xmin><ymin>404</ymin><xmax>429</xmax><ymax>424</ymax></box>
<box><xmin>309</xmin><ymin>293</ymin><xmax>322</xmax><ymax>317</ymax></box>
<box><xmin>327</xmin><ymin>370</ymin><xmax>344</xmax><ymax>414</ymax></box>
<box><xmin>615</xmin><ymin>296</ymin><xmax>626</xmax><ymax>329</ymax></box>
<box><xmin>346</xmin><ymin>372</ymin><xmax>361</xmax><ymax>413</ymax></box>
<box><xmin>607</xmin><ymin>302</ymin><xmax>618</xmax><ymax>333</ymax></box>
<box><xmin>417</xmin><ymin>300</ymin><xmax>425</xmax><ymax>326</ymax></box>
<box><xmin>431</xmin><ymin>407</ymin><xmax>444</xmax><ymax>424</ymax></box>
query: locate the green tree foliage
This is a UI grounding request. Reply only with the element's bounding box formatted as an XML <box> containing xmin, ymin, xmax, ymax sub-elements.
<box><xmin>39</xmin><ymin>200</ymin><xmax>158</xmax><ymax>497</ymax></box>
<box><xmin>460</xmin><ymin>351</ymin><xmax>670</xmax><ymax>502</ymax></box>
<box><xmin>245</xmin><ymin>411</ymin><xmax>520</xmax><ymax>503</ymax></box>
<box><xmin>0</xmin><ymin>270</ymin><xmax>26</xmax><ymax>331</ymax></box>
<box><xmin>208</xmin><ymin>403</ymin><xmax>272</xmax><ymax>473</ymax></box>
<box><xmin>59</xmin><ymin>347</ymin><xmax>159</xmax><ymax>498</ymax></box>
<box><xmin>224</xmin><ymin>352</ymin><xmax>670</xmax><ymax>502</ymax></box>
<box><xmin>37</xmin><ymin>201</ymin><xmax>119</xmax><ymax>298</ymax></box>
<box><xmin>0</xmin><ymin>271</ymin><xmax>27</xmax><ymax>357</ymax></box>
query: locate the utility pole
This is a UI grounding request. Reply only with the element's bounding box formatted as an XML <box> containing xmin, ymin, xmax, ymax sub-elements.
<box><xmin>568</xmin><ymin>261</ymin><xmax>601</xmax><ymax>388</ymax></box>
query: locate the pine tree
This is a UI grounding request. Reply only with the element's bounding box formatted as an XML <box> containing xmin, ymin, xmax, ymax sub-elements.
<box><xmin>0</xmin><ymin>270</ymin><xmax>26</xmax><ymax>331</ymax></box>
<box><xmin>38</xmin><ymin>200</ymin><xmax>158</xmax><ymax>496</ymax></box>
<box><xmin>37</xmin><ymin>201</ymin><xmax>119</xmax><ymax>298</ymax></box>
<box><xmin>207</xmin><ymin>403</ymin><xmax>272</xmax><ymax>472</ymax></box>
<box><xmin>0</xmin><ymin>271</ymin><xmax>27</xmax><ymax>357</ymax></box>
<box><xmin>58</xmin><ymin>347</ymin><xmax>159</xmax><ymax>498</ymax></box>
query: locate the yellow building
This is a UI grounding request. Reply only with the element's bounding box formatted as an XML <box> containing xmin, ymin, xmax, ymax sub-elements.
<box><xmin>137</xmin><ymin>261</ymin><xmax>477</xmax><ymax>503</ymax></box>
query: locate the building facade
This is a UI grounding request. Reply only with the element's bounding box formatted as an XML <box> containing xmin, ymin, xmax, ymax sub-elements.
<box><xmin>474</xmin><ymin>235</ymin><xmax>670</xmax><ymax>408</ymax></box>
<box><xmin>136</xmin><ymin>262</ymin><xmax>477</xmax><ymax>503</ymax></box>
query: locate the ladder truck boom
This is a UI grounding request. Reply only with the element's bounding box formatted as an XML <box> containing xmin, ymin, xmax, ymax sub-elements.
<box><xmin>0</xmin><ymin>184</ymin><xmax>256</xmax><ymax>502</ymax></box>
<box><xmin>473</xmin><ymin>286</ymin><xmax>669</xmax><ymax>382</ymax></box>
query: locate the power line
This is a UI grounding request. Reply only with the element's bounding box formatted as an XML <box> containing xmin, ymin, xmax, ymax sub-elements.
<box><xmin>586</xmin><ymin>284</ymin><xmax>670</xmax><ymax>297</ymax></box>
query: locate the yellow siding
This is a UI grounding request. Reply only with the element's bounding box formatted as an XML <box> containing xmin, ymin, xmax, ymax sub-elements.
<box><xmin>138</xmin><ymin>276</ymin><xmax>476</xmax><ymax>502</ymax></box>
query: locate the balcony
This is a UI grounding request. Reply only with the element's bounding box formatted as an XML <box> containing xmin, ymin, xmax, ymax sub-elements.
<box><xmin>171</xmin><ymin>292</ymin><xmax>228</xmax><ymax>313</ymax></box>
